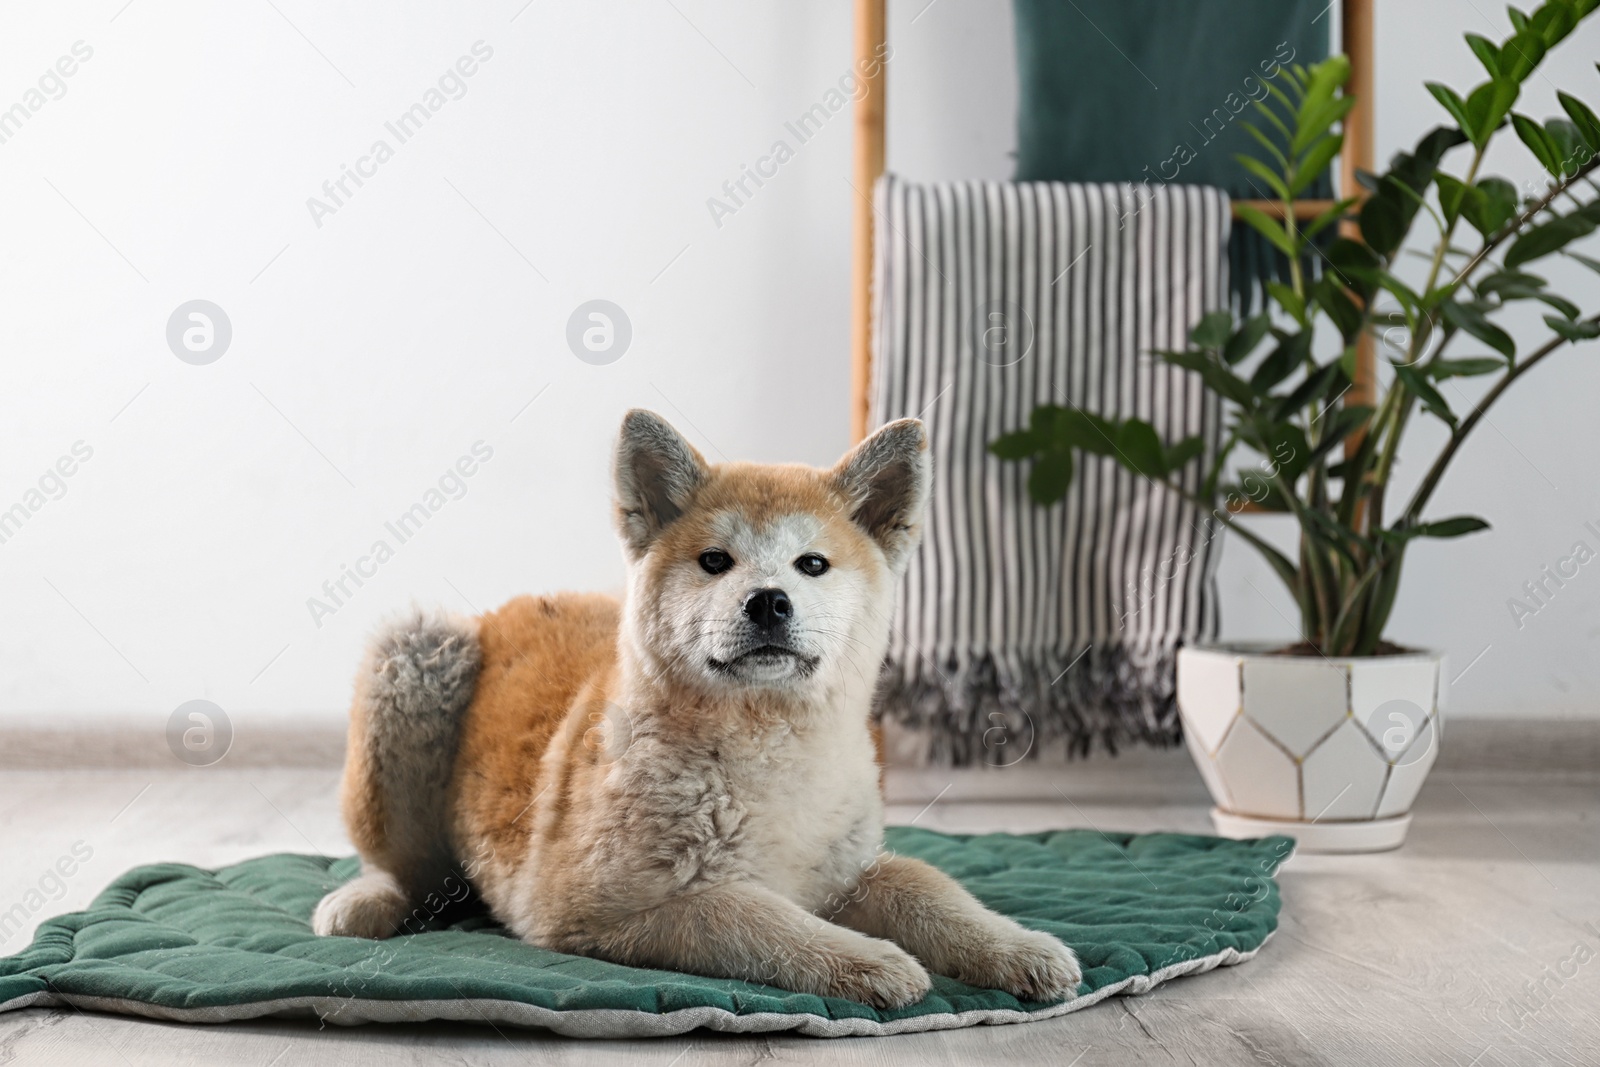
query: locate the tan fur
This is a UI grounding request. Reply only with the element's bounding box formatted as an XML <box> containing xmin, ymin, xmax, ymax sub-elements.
<box><xmin>450</xmin><ymin>592</ymin><xmax>620</xmax><ymax>891</ymax></box>
<box><xmin>314</xmin><ymin>411</ymin><xmax>1080</xmax><ymax>1008</ymax></box>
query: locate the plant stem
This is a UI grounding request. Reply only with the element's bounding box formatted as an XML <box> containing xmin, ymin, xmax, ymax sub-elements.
<box><xmin>1377</xmin><ymin>160</ymin><xmax>1598</xmax><ymax>538</ymax></box>
<box><xmin>1286</xmin><ymin>192</ymin><xmax>1305</xmax><ymax>298</ymax></box>
<box><xmin>1402</xmin><ymin>317</ymin><xmax>1599</xmax><ymax>523</ymax></box>
<box><xmin>1364</xmin><ymin>389</ymin><xmax>1402</xmax><ymax>535</ymax></box>
<box><xmin>1146</xmin><ymin>476</ymin><xmax>1301</xmax><ymax>598</ymax></box>
<box><xmin>1364</xmin><ymin>145</ymin><xmax>1497</xmax><ymax>536</ymax></box>
<box><xmin>1447</xmin><ymin>155</ymin><xmax>1600</xmax><ymax>293</ymax></box>
<box><xmin>1423</xmin><ymin>149</ymin><xmax>1484</xmax><ymax>299</ymax></box>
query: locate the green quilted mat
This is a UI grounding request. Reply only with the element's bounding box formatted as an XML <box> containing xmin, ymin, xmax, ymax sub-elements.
<box><xmin>0</xmin><ymin>828</ymin><xmax>1293</xmax><ymax>1038</ymax></box>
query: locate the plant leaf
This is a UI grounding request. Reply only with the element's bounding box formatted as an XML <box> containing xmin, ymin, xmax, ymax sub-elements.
<box><xmin>1513</xmin><ymin>112</ymin><xmax>1564</xmax><ymax>175</ymax></box>
<box><xmin>1544</xmin><ymin>314</ymin><xmax>1600</xmax><ymax>341</ymax></box>
<box><xmin>1316</xmin><ymin>277</ymin><xmax>1363</xmax><ymax>343</ymax></box>
<box><xmin>1426</xmin><ymin>82</ymin><xmax>1473</xmax><ymax>133</ymax></box>
<box><xmin>1224</xmin><ymin>314</ymin><xmax>1272</xmax><ymax>365</ymax></box>
<box><xmin>1266</xmin><ymin>281</ymin><xmax>1308</xmax><ymax>326</ymax></box>
<box><xmin>1240</xmin><ymin>120</ymin><xmax>1291</xmax><ymax>169</ymax></box>
<box><xmin>1407</xmin><ymin>126</ymin><xmax>1472</xmax><ymax>184</ymax></box>
<box><xmin>1054</xmin><ymin>408</ymin><xmax>1121</xmax><ymax>456</ymax></box>
<box><xmin>1435</xmin><ymin>173</ymin><xmax>1475</xmax><ymax>227</ymax></box>
<box><xmin>989</xmin><ymin>429</ymin><xmax>1040</xmax><ymax>460</ymax></box>
<box><xmin>1027</xmin><ymin>449</ymin><xmax>1075</xmax><ymax>505</ymax></box>
<box><xmin>1190</xmin><ymin>310</ymin><xmax>1234</xmax><ymax>349</ymax></box>
<box><xmin>1558</xmin><ymin>91</ymin><xmax>1600</xmax><ymax>151</ymax></box>
<box><xmin>1506</xmin><ymin>208</ymin><xmax>1600</xmax><ymax>268</ymax></box>
<box><xmin>1303</xmin><ymin>196</ymin><xmax>1360</xmax><ymax>241</ymax></box>
<box><xmin>1250</xmin><ymin>330</ymin><xmax>1313</xmax><ymax>392</ymax></box>
<box><xmin>1529</xmin><ymin>287</ymin><xmax>1580</xmax><ymax>316</ymax></box>
<box><xmin>1392</xmin><ymin>361</ymin><xmax>1457</xmax><ymax>428</ymax></box>
<box><xmin>1115</xmin><ymin>420</ymin><xmax>1168</xmax><ymax>478</ymax></box>
<box><xmin>1306</xmin><ymin>405</ymin><xmax>1375</xmax><ymax>465</ymax></box>
<box><xmin>1029</xmin><ymin>405</ymin><xmax>1066</xmax><ymax>435</ymax></box>
<box><xmin>1248</xmin><ymin>420</ymin><xmax>1311</xmax><ymax>486</ymax></box>
<box><xmin>1545</xmin><ymin>118</ymin><xmax>1587</xmax><ymax>176</ymax></box>
<box><xmin>1498</xmin><ymin>29</ymin><xmax>1546</xmax><ymax>81</ymax></box>
<box><xmin>1416</xmin><ymin>515</ymin><xmax>1491</xmax><ymax>538</ymax></box>
<box><xmin>1461</xmin><ymin>176</ymin><xmax>1519</xmax><ymax>236</ymax></box>
<box><xmin>1252</xmin><ymin>97</ymin><xmax>1293</xmax><ymax>142</ymax></box>
<box><xmin>1565</xmin><ymin>250</ymin><xmax>1600</xmax><ymax>274</ymax></box>
<box><xmin>1530</xmin><ymin>3</ymin><xmax>1576</xmax><ymax>48</ymax></box>
<box><xmin>1164</xmin><ymin>436</ymin><xmax>1205</xmax><ymax>471</ymax></box>
<box><xmin>1291</xmin><ymin>96</ymin><xmax>1357</xmax><ymax>158</ymax></box>
<box><xmin>1157</xmin><ymin>350</ymin><xmax>1257</xmax><ymax>408</ymax></box>
<box><xmin>1234</xmin><ymin>203</ymin><xmax>1298</xmax><ymax>257</ymax></box>
<box><xmin>1499</xmin><ymin>284</ymin><xmax>1580</xmax><ymax>319</ymax></box>
<box><xmin>1463</xmin><ymin>78</ymin><xmax>1520</xmax><ymax>147</ymax></box>
<box><xmin>1291</xmin><ymin>133</ymin><xmax>1344</xmax><ymax>197</ymax></box>
<box><xmin>1359</xmin><ymin>196</ymin><xmax>1406</xmax><ymax>257</ymax></box>
<box><xmin>1224</xmin><ymin>476</ymin><xmax>1290</xmax><ymax>512</ymax></box>
<box><xmin>1325</xmin><ymin>238</ymin><xmax>1383</xmax><ymax>294</ymax></box>
<box><xmin>1300</xmin><ymin>55</ymin><xmax>1351</xmax><ymax>118</ymax></box>
<box><xmin>1376</xmin><ymin>272</ymin><xmax>1423</xmax><ymax>317</ymax></box>
<box><xmin>1235</xmin><ymin>154</ymin><xmax>1293</xmax><ymax>202</ymax></box>
<box><xmin>1440</xmin><ymin>300</ymin><xmax>1516</xmax><ymax>358</ymax></box>
<box><xmin>1271</xmin><ymin>360</ymin><xmax>1347</xmax><ymax>420</ymax></box>
<box><xmin>1430</xmin><ymin>357</ymin><xmax>1508</xmax><ymax>378</ymax></box>
<box><xmin>1465</xmin><ymin>33</ymin><xmax>1500</xmax><ymax>77</ymax></box>
<box><xmin>1477</xmin><ymin>269</ymin><xmax>1548</xmax><ymax>295</ymax></box>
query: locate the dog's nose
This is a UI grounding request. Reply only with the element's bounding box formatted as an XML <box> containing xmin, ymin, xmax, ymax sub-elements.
<box><xmin>743</xmin><ymin>588</ymin><xmax>792</xmax><ymax>629</ymax></box>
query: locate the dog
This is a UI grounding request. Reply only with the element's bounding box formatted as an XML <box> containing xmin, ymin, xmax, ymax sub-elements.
<box><xmin>312</xmin><ymin>409</ymin><xmax>1080</xmax><ymax>1008</ymax></box>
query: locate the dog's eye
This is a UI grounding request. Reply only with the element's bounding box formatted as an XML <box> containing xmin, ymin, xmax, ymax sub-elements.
<box><xmin>699</xmin><ymin>550</ymin><xmax>733</xmax><ymax>575</ymax></box>
<box><xmin>795</xmin><ymin>553</ymin><xmax>829</xmax><ymax>577</ymax></box>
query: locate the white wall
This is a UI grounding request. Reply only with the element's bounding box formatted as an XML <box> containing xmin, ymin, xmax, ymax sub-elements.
<box><xmin>0</xmin><ymin>1</ymin><xmax>1595</xmax><ymax>734</ymax></box>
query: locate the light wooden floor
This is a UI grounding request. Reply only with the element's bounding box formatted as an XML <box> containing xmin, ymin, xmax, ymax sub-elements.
<box><xmin>0</xmin><ymin>754</ymin><xmax>1596</xmax><ymax>1065</ymax></box>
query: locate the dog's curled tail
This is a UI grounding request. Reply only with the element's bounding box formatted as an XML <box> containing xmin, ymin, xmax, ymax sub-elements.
<box><xmin>313</xmin><ymin>609</ymin><xmax>481</xmax><ymax>938</ymax></box>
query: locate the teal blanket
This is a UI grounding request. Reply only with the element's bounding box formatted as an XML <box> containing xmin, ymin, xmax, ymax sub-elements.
<box><xmin>0</xmin><ymin>828</ymin><xmax>1292</xmax><ymax>1038</ymax></box>
<box><xmin>1011</xmin><ymin>0</ymin><xmax>1334</xmax><ymax>313</ymax></box>
<box><xmin>1012</xmin><ymin>0</ymin><xmax>1330</xmax><ymax>193</ymax></box>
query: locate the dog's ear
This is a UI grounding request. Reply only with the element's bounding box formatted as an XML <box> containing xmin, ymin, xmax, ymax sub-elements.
<box><xmin>614</xmin><ymin>409</ymin><xmax>710</xmax><ymax>558</ymax></box>
<box><xmin>832</xmin><ymin>418</ymin><xmax>931</xmax><ymax>571</ymax></box>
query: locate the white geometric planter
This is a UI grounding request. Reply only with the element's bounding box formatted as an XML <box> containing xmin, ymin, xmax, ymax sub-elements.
<box><xmin>1177</xmin><ymin>644</ymin><xmax>1444</xmax><ymax>853</ymax></box>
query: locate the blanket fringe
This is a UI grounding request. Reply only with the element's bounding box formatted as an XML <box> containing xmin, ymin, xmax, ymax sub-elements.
<box><xmin>874</xmin><ymin>644</ymin><xmax>1183</xmax><ymax>767</ymax></box>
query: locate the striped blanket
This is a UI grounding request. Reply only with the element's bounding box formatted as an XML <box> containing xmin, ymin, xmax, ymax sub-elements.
<box><xmin>869</xmin><ymin>176</ymin><xmax>1230</xmax><ymax>765</ymax></box>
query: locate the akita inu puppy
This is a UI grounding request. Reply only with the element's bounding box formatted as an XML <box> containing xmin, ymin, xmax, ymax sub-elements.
<box><xmin>313</xmin><ymin>410</ymin><xmax>1080</xmax><ymax>1007</ymax></box>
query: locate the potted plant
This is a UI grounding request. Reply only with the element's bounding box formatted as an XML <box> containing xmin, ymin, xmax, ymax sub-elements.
<box><xmin>991</xmin><ymin>1</ymin><xmax>1600</xmax><ymax>851</ymax></box>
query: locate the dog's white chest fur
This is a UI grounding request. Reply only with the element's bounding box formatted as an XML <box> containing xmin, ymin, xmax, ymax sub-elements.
<box><xmin>712</xmin><ymin>719</ymin><xmax>883</xmax><ymax>909</ymax></box>
<box><xmin>598</xmin><ymin>710</ymin><xmax>884</xmax><ymax>914</ymax></box>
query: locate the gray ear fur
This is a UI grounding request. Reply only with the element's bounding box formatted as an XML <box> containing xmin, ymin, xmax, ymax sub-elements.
<box><xmin>613</xmin><ymin>409</ymin><xmax>709</xmax><ymax>558</ymax></box>
<box><xmin>832</xmin><ymin>418</ymin><xmax>931</xmax><ymax>571</ymax></box>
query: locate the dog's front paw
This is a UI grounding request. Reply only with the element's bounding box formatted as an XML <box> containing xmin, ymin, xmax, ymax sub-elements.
<box><xmin>824</xmin><ymin>939</ymin><xmax>933</xmax><ymax>1010</ymax></box>
<box><xmin>955</xmin><ymin>925</ymin><xmax>1082</xmax><ymax>1002</ymax></box>
<box><xmin>311</xmin><ymin>872</ymin><xmax>409</xmax><ymax>939</ymax></box>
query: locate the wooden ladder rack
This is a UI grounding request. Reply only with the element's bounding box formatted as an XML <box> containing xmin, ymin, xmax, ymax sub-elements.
<box><xmin>848</xmin><ymin>0</ymin><xmax>1377</xmax><ymax>447</ymax></box>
